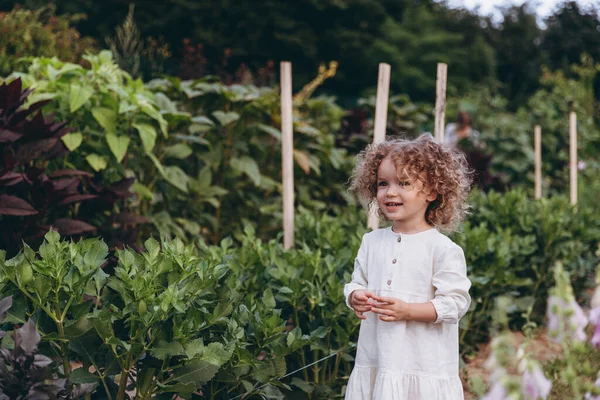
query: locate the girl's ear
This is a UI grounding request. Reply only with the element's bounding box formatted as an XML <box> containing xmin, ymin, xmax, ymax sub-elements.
<box><xmin>426</xmin><ymin>191</ymin><xmax>438</xmax><ymax>202</ymax></box>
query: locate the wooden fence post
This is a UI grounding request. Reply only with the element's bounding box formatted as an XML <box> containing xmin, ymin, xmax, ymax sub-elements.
<box><xmin>281</xmin><ymin>62</ymin><xmax>294</xmax><ymax>248</ymax></box>
<box><xmin>434</xmin><ymin>63</ymin><xmax>448</xmax><ymax>143</ymax></box>
<box><xmin>534</xmin><ymin>125</ymin><xmax>542</xmax><ymax>199</ymax></box>
<box><xmin>368</xmin><ymin>63</ymin><xmax>391</xmax><ymax>230</ymax></box>
<box><xmin>569</xmin><ymin>112</ymin><xmax>577</xmax><ymax>205</ymax></box>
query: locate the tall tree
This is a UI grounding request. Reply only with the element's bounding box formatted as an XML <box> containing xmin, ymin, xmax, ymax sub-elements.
<box><xmin>542</xmin><ymin>1</ymin><xmax>600</xmax><ymax>73</ymax></box>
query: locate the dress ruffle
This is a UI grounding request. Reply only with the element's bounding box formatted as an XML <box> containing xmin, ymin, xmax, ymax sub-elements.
<box><xmin>345</xmin><ymin>366</ymin><xmax>464</xmax><ymax>400</ymax></box>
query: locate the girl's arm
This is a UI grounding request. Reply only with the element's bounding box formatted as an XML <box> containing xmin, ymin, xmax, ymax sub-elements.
<box><xmin>343</xmin><ymin>235</ymin><xmax>369</xmax><ymax>309</ymax></box>
<box><xmin>430</xmin><ymin>244</ymin><xmax>472</xmax><ymax>324</ymax></box>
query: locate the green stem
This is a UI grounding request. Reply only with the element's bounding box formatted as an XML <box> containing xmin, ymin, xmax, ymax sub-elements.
<box><xmin>312</xmin><ymin>348</ymin><xmax>319</xmax><ymax>384</ymax></box>
<box><xmin>332</xmin><ymin>353</ymin><xmax>341</xmax><ymax>382</ymax></box>
<box><xmin>116</xmin><ymin>354</ymin><xmax>131</xmax><ymax>400</ymax></box>
<box><xmin>55</xmin><ymin>300</ymin><xmax>71</xmax><ymax>380</ymax></box>
<box><xmin>294</xmin><ymin>307</ymin><xmax>309</xmax><ymax>382</ymax></box>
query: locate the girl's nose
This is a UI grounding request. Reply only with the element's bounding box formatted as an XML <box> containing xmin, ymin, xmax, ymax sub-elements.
<box><xmin>386</xmin><ymin>184</ymin><xmax>400</xmax><ymax>196</ymax></box>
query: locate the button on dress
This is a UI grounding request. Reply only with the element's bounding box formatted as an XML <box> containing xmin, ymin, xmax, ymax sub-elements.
<box><xmin>343</xmin><ymin>227</ymin><xmax>471</xmax><ymax>400</ymax></box>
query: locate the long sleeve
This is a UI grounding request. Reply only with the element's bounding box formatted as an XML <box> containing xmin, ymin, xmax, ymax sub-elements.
<box><xmin>430</xmin><ymin>244</ymin><xmax>471</xmax><ymax>324</ymax></box>
<box><xmin>343</xmin><ymin>235</ymin><xmax>369</xmax><ymax>309</ymax></box>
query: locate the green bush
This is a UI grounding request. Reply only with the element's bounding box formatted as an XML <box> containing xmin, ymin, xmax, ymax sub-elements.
<box><xmin>0</xmin><ymin>231</ymin><xmax>295</xmax><ymax>399</ymax></box>
<box><xmin>454</xmin><ymin>189</ymin><xmax>600</xmax><ymax>353</ymax></box>
<box><xmin>0</xmin><ymin>5</ymin><xmax>95</xmax><ymax>77</ymax></box>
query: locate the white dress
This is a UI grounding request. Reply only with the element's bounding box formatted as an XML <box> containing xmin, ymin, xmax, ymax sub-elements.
<box><xmin>343</xmin><ymin>227</ymin><xmax>471</xmax><ymax>400</ymax></box>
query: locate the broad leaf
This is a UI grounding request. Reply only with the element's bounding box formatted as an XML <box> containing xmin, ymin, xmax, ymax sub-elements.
<box><xmin>212</xmin><ymin>111</ymin><xmax>240</xmax><ymax>126</ymax></box>
<box><xmin>230</xmin><ymin>156</ymin><xmax>261</xmax><ymax>186</ymax></box>
<box><xmin>106</xmin><ymin>133</ymin><xmax>130</xmax><ymax>163</ymax></box>
<box><xmin>133</xmin><ymin>123</ymin><xmax>157</xmax><ymax>153</ymax></box>
<box><xmin>173</xmin><ymin>360</ymin><xmax>220</xmax><ymax>386</ymax></box>
<box><xmin>61</xmin><ymin>132</ymin><xmax>83</xmax><ymax>151</ymax></box>
<box><xmin>150</xmin><ymin>340</ymin><xmax>185</xmax><ymax>360</ymax></box>
<box><xmin>164</xmin><ymin>143</ymin><xmax>193</xmax><ymax>159</ymax></box>
<box><xmin>51</xmin><ymin>218</ymin><xmax>97</xmax><ymax>236</ymax></box>
<box><xmin>91</xmin><ymin>107</ymin><xmax>117</xmax><ymax>134</ymax></box>
<box><xmin>0</xmin><ymin>195</ymin><xmax>38</xmax><ymax>216</ymax></box>
<box><xmin>69</xmin><ymin>84</ymin><xmax>93</xmax><ymax>112</ymax></box>
<box><xmin>293</xmin><ymin>149</ymin><xmax>311</xmax><ymax>174</ymax></box>
<box><xmin>86</xmin><ymin>154</ymin><xmax>107</xmax><ymax>171</ymax></box>
<box><xmin>16</xmin><ymin>319</ymin><xmax>40</xmax><ymax>354</ymax></box>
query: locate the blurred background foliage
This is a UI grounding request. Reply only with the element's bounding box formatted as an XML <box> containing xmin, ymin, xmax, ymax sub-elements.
<box><xmin>1</xmin><ymin>0</ymin><xmax>599</xmax><ymax>107</ymax></box>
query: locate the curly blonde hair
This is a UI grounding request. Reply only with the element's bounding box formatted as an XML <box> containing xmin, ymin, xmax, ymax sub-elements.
<box><xmin>349</xmin><ymin>134</ymin><xmax>473</xmax><ymax>232</ymax></box>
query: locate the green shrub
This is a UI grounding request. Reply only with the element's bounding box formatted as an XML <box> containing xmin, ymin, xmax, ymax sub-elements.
<box><xmin>454</xmin><ymin>189</ymin><xmax>600</xmax><ymax>354</ymax></box>
<box><xmin>0</xmin><ymin>5</ymin><xmax>95</xmax><ymax>77</ymax></box>
<box><xmin>0</xmin><ymin>231</ymin><xmax>294</xmax><ymax>399</ymax></box>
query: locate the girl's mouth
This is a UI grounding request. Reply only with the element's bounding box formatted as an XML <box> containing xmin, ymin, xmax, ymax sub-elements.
<box><xmin>385</xmin><ymin>202</ymin><xmax>403</xmax><ymax>207</ymax></box>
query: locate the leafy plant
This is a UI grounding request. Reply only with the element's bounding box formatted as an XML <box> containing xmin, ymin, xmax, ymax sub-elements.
<box><xmin>0</xmin><ymin>78</ymin><xmax>143</xmax><ymax>256</ymax></box>
<box><xmin>0</xmin><ymin>230</ymin><xmax>294</xmax><ymax>399</ymax></box>
<box><xmin>105</xmin><ymin>4</ymin><xmax>170</xmax><ymax>81</ymax></box>
<box><xmin>0</xmin><ymin>5</ymin><xmax>95</xmax><ymax>77</ymax></box>
<box><xmin>454</xmin><ymin>189</ymin><xmax>600</xmax><ymax>354</ymax></box>
<box><xmin>0</xmin><ymin>296</ymin><xmax>95</xmax><ymax>399</ymax></box>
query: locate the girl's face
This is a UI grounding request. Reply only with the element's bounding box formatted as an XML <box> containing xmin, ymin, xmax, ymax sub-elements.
<box><xmin>376</xmin><ymin>157</ymin><xmax>437</xmax><ymax>232</ymax></box>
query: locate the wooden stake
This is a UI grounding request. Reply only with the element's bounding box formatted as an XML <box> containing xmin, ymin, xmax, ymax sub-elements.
<box><xmin>534</xmin><ymin>125</ymin><xmax>542</xmax><ymax>199</ymax></box>
<box><xmin>569</xmin><ymin>112</ymin><xmax>577</xmax><ymax>205</ymax></box>
<box><xmin>368</xmin><ymin>63</ymin><xmax>391</xmax><ymax>230</ymax></box>
<box><xmin>434</xmin><ymin>63</ymin><xmax>448</xmax><ymax>143</ymax></box>
<box><xmin>281</xmin><ymin>62</ymin><xmax>294</xmax><ymax>248</ymax></box>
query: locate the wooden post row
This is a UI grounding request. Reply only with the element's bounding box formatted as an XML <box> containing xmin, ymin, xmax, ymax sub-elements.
<box><xmin>534</xmin><ymin>125</ymin><xmax>542</xmax><ymax>199</ymax></box>
<box><xmin>368</xmin><ymin>63</ymin><xmax>391</xmax><ymax>230</ymax></box>
<box><xmin>569</xmin><ymin>112</ymin><xmax>577</xmax><ymax>205</ymax></box>
<box><xmin>434</xmin><ymin>63</ymin><xmax>448</xmax><ymax>143</ymax></box>
<box><xmin>280</xmin><ymin>62</ymin><xmax>294</xmax><ymax>248</ymax></box>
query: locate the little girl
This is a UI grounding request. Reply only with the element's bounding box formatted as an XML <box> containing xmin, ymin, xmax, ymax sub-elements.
<box><xmin>344</xmin><ymin>134</ymin><xmax>472</xmax><ymax>400</ymax></box>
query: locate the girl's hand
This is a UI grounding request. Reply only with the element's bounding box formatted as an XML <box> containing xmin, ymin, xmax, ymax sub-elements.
<box><xmin>368</xmin><ymin>294</ymin><xmax>411</xmax><ymax>322</ymax></box>
<box><xmin>350</xmin><ymin>290</ymin><xmax>374</xmax><ymax>320</ymax></box>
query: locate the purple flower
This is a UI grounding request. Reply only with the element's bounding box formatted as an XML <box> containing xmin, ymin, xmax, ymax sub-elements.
<box><xmin>585</xmin><ymin>378</ymin><xmax>600</xmax><ymax>400</ymax></box>
<box><xmin>590</xmin><ymin>308</ymin><xmax>600</xmax><ymax>348</ymax></box>
<box><xmin>578</xmin><ymin>160</ymin><xmax>587</xmax><ymax>171</ymax></box>
<box><xmin>483</xmin><ymin>382</ymin><xmax>509</xmax><ymax>400</ymax></box>
<box><xmin>522</xmin><ymin>363</ymin><xmax>552</xmax><ymax>400</ymax></box>
<box><xmin>547</xmin><ymin>296</ymin><xmax>589</xmax><ymax>343</ymax></box>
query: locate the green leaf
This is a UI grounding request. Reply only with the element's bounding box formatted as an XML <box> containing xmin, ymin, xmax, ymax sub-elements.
<box><xmin>64</xmin><ymin>317</ymin><xmax>93</xmax><ymax>339</ymax></box>
<box><xmin>133</xmin><ymin>123</ymin><xmax>157</xmax><ymax>154</ymax></box>
<box><xmin>173</xmin><ymin>360</ymin><xmax>220</xmax><ymax>386</ymax></box>
<box><xmin>132</xmin><ymin>182</ymin><xmax>154</xmax><ymax>201</ymax></box>
<box><xmin>163</xmin><ymin>166</ymin><xmax>190</xmax><ymax>193</ymax></box>
<box><xmin>91</xmin><ymin>107</ymin><xmax>117</xmax><ymax>134</ymax></box>
<box><xmin>184</xmin><ymin>339</ymin><xmax>204</xmax><ymax>359</ymax></box>
<box><xmin>155</xmin><ymin>382</ymin><xmax>196</xmax><ymax>395</ymax></box>
<box><xmin>61</xmin><ymin>132</ymin><xmax>83</xmax><ymax>152</ymax></box>
<box><xmin>106</xmin><ymin>134</ymin><xmax>130</xmax><ymax>163</ymax></box>
<box><xmin>191</xmin><ymin>116</ymin><xmax>215</xmax><ymax>126</ymax></box>
<box><xmin>230</xmin><ymin>156</ymin><xmax>261</xmax><ymax>186</ymax></box>
<box><xmin>200</xmin><ymin>342</ymin><xmax>233</xmax><ymax>366</ymax></box>
<box><xmin>310</xmin><ymin>326</ymin><xmax>328</xmax><ymax>339</ymax></box>
<box><xmin>151</xmin><ymin>341</ymin><xmax>185</xmax><ymax>360</ymax></box>
<box><xmin>257</xmin><ymin>123</ymin><xmax>281</xmax><ymax>140</ymax></box>
<box><xmin>212</xmin><ymin>111</ymin><xmax>240</xmax><ymax>126</ymax></box>
<box><xmin>141</xmin><ymin>104</ymin><xmax>168</xmax><ymax>137</ymax></box>
<box><xmin>69</xmin><ymin>84</ymin><xmax>93</xmax><ymax>112</ymax></box>
<box><xmin>70</xmin><ymin>368</ymin><xmax>100</xmax><ymax>384</ymax></box>
<box><xmin>86</xmin><ymin>154</ymin><xmax>107</xmax><ymax>171</ymax></box>
<box><xmin>263</xmin><ymin>288</ymin><xmax>276</xmax><ymax>310</ymax></box>
<box><xmin>291</xmin><ymin>378</ymin><xmax>314</xmax><ymax>394</ymax></box>
<box><xmin>164</xmin><ymin>144</ymin><xmax>193</xmax><ymax>159</ymax></box>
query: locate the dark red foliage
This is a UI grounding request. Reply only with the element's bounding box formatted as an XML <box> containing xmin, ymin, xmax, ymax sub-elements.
<box><xmin>0</xmin><ymin>78</ymin><xmax>147</xmax><ymax>256</ymax></box>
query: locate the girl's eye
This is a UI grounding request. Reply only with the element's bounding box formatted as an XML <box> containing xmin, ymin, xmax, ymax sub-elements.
<box><xmin>378</xmin><ymin>181</ymin><xmax>387</xmax><ymax>187</ymax></box>
<box><xmin>400</xmin><ymin>181</ymin><xmax>411</xmax><ymax>187</ymax></box>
